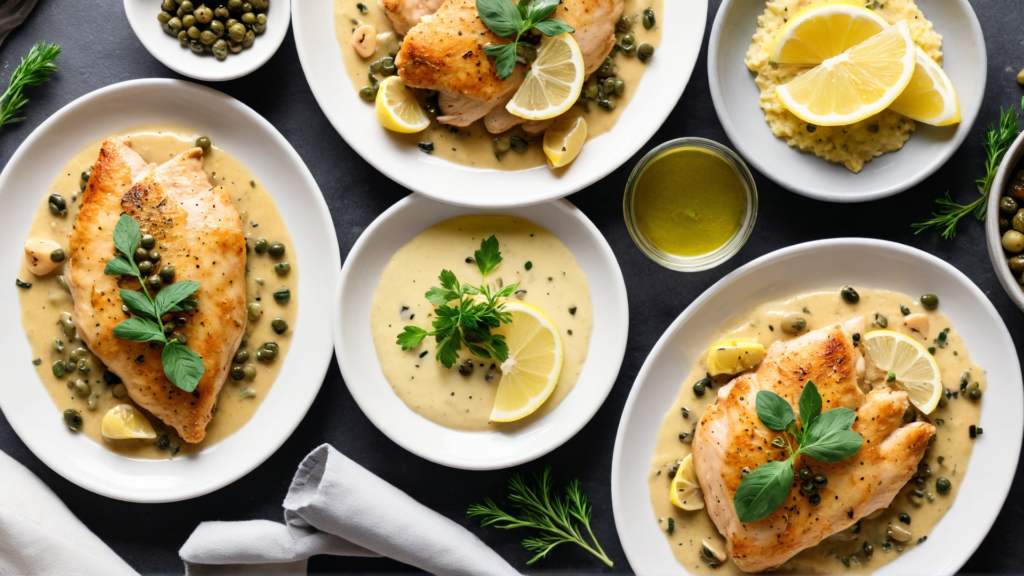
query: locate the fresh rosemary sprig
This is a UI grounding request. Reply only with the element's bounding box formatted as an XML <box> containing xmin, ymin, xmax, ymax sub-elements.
<box><xmin>468</xmin><ymin>466</ymin><xmax>613</xmax><ymax>567</ymax></box>
<box><xmin>0</xmin><ymin>42</ymin><xmax>60</xmax><ymax>134</ymax></box>
<box><xmin>912</xmin><ymin>97</ymin><xmax>1023</xmax><ymax>239</ymax></box>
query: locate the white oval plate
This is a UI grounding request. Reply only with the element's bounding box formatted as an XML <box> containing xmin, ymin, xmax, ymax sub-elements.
<box><xmin>708</xmin><ymin>0</ymin><xmax>985</xmax><ymax>202</ymax></box>
<box><xmin>124</xmin><ymin>0</ymin><xmax>290</xmax><ymax>82</ymax></box>
<box><xmin>0</xmin><ymin>79</ymin><xmax>339</xmax><ymax>502</ymax></box>
<box><xmin>293</xmin><ymin>0</ymin><xmax>706</xmax><ymax>207</ymax></box>
<box><xmin>334</xmin><ymin>194</ymin><xmax>628</xmax><ymax>468</ymax></box>
<box><xmin>612</xmin><ymin>239</ymin><xmax>1022</xmax><ymax>574</ymax></box>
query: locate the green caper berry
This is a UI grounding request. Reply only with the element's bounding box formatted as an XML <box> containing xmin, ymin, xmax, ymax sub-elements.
<box><xmin>275</xmin><ymin>262</ymin><xmax>291</xmax><ymax>275</ymax></box>
<box><xmin>215</xmin><ymin>6</ymin><xmax>230</xmax><ymax>19</ymax></box>
<box><xmin>799</xmin><ymin>467</ymin><xmax>813</xmax><ymax>481</ymax></box>
<box><xmin>259</xmin><ymin>342</ymin><xmax>279</xmax><ymax>360</ymax></box>
<box><xmin>273</xmin><ymin>288</ymin><xmax>290</xmax><ymax>303</ymax></box>
<box><xmin>176</xmin><ymin>333</ymin><xmax>188</xmax><ymax>345</ymax></box>
<box><xmin>584</xmin><ymin>84</ymin><xmax>599</xmax><ymax>99</ymax></box>
<box><xmin>799</xmin><ymin>481</ymin><xmax>815</xmax><ymax>496</ymax></box>
<box><xmin>63</xmin><ymin>409</ymin><xmax>83</xmax><ymax>431</ymax></box>
<box><xmin>230</xmin><ymin>365</ymin><xmax>245</xmax><ymax>380</ymax></box>
<box><xmin>159</xmin><ymin>266</ymin><xmax>175</xmax><ymax>281</ymax></box>
<box><xmin>50</xmin><ymin>248</ymin><xmax>65</xmax><ymax>262</ymax></box>
<box><xmin>359</xmin><ymin>86</ymin><xmax>376</xmax><ymax>101</ymax></box>
<box><xmin>182</xmin><ymin>13</ymin><xmax>197</xmax><ymax>28</ymax></box>
<box><xmin>243</xmin><ymin>363</ymin><xmax>257</xmax><ymax>380</ymax></box>
<box><xmin>969</xmin><ymin>388</ymin><xmax>982</xmax><ymax>400</ymax></box>
<box><xmin>637</xmin><ymin>42</ymin><xmax>654</xmax><ymax>62</ymax></box>
<box><xmin>510</xmin><ymin>136</ymin><xmax>528</xmax><ymax>153</ymax></box>
<box><xmin>228</xmin><ymin>0</ymin><xmax>243</xmax><ymax>10</ymax></box>
<box><xmin>693</xmin><ymin>377</ymin><xmax>710</xmax><ymax>397</ymax></box>
<box><xmin>920</xmin><ymin>293</ymin><xmax>939</xmax><ymax>310</ymax></box>
<box><xmin>234</xmin><ymin>350</ymin><xmax>250</xmax><ymax>364</ymax></box>
<box><xmin>515</xmin><ymin>44</ymin><xmax>537</xmax><ymax>64</ymax></box>
<box><xmin>134</xmin><ymin>247</ymin><xmax>150</xmax><ymax>262</ymax></box>
<box><xmin>228</xmin><ymin>22</ymin><xmax>246</xmax><ymax>42</ymax></box>
<box><xmin>74</xmin><ymin>379</ymin><xmax>90</xmax><ymax>398</ymax></box>
<box><xmin>254</xmin><ymin>238</ymin><xmax>268</xmax><ymax>254</ymax></box>
<box><xmin>148</xmin><ymin>250</ymin><xmax>161</xmax><ymax>262</ymax></box>
<box><xmin>168</xmin><ymin>17</ymin><xmax>184</xmax><ymax>34</ymax></box>
<box><xmin>614</xmin><ymin>78</ymin><xmax>625</xmax><ymax>95</ymax></box>
<box><xmin>248</xmin><ymin>302</ymin><xmax>262</xmax><ymax>321</ymax></box>
<box><xmin>180</xmin><ymin>0</ymin><xmax>194</xmax><ymax>12</ymax></box>
<box><xmin>140</xmin><ymin>234</ymin><xmax>156</xmax><ymax>249</ymax></box>
<box><xmin>161</xmin><ymin>0</ymin><xmax>177</xmax><ymax>11</ymax></box>
<box><xmin>1001</xmin><ymin>196</ymin><xmax>1019</xmax><ymax>214</ymax></box>
<box><xmin>147</xmin><ymin>275</ymin><xmax>164</xmax><ymax>290</ymax></box>
<box><xmin>194</xmin><ymin>136</ymin><xmax>212</xmax><ymax>150</ymax></box>
<box><xmin>267</xmin><ymin>242</ymin><xmax>285</xmax><ymax>257</ymax></box>
<box><xmin>841</xmin><ymin>286</ymin><xmax>860</xmax><ymax>303</ymax></box>
<box><xmin>615</xmin><ymin>14</ymin><xmax>632</xmax><ymax>32</ymax></box>
<box><xmin>813</xmin><ymin>474</ymin><xmax>828</xmax><ymax>488</ymax></box>
<box><xmin>271</xmin><ymin>317</ymin><xmax>288</xmax><ymax>334</ymax></box>
<box><xmin>643</xmin><ymin>7</ymin><xmax>656</xmax><ymax>29</ymax></box>
<box><xmin>493</xmin><ymin>137</ymin><xmax>512</xmax><ymax>155</ymax></box>
<box><xmin>52</xmin><ymin>360</ymin><xmax>67</xmax><ymax>378</ymax></box>
<box><xmin>808</xmin><ymin>493</ymin><xmax>821</xmax><ymax>506</ymax></box>
<box><xmin>424</xmin><ymin>102</ymin><xmax>439</xmax><ymax>118</ymax></box>
<box><xmin>935</xmin><ymin>477</ymin><xmax>951</xmax><ymax>494</ymax></box>
<box><xmin>241</xmin><ymin>11</ymin><xmax>256</xmax><ymax>25</ymax></box>
<box><xmin>163</xmin><ymin>322</ymin><xmax>174</xmax><ymax>335</ymax></box>
<box><xmin>138</xmin><ymin>260</ymin><xmax>154</xmax><ymax>275</ymax></box>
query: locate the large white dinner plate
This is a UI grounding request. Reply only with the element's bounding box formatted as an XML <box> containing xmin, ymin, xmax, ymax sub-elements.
<box><xmin>293</xmin><ymin>0</ymin><xmax>707</xmax><ymax>207</ymax></box>
<box><xmin>612</xmin><ymin>239</ymin><xmax>1023</xmax><ymax>574</ymax></box>
<box><xmin>0</xmin><ymin>79</ymin><xmax>339</xmax><ymax>502</ymax></box>
<box><xmin>708</xmin><ymin>0</ymin><xmax>985</xmax><ymax>202</ymax></box>
<box><xmin>334</xmin><ymin>194</ymin><xmax>628</xmax><ymax>468</ymax></box>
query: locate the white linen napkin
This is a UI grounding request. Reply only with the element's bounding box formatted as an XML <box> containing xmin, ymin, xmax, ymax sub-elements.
<box><xmin>0</xmin><ymin>449</ymin><xmax>137</xmax><ymax>576</ymax></box>
<box><xmin>180</xmin><ymin>444</ymin><xmax>520</xmax><ymax>576</ymax></box>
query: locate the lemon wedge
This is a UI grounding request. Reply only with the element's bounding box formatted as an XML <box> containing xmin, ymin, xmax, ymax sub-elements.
<box><xmin>860</xmin><ymin>330</ymin><xmax>943</xmax><ymax>414</ymax></box>
<box><xmin>770</xmin><ymin>2</ymin><xmax>888</xmax><ymax>66</ymax></box>
<box><xmin>101</xmin><ymin>404</ymin><xmax>157</xmax><ymax>440</ymax></box>
<box><xmin>489</xmin><ymin>301</ymin><xmax>563</xmax><ymax>422</ymax></box>
<box><xmin>543</xmin><ymin>115</ymin><xmax>587</xmax><ymax>168</ymax></box>
<box><xmin>670</xmin><ymin>454</ymin><xmax>704</xmax><ymax>510</ymax></box>
<box><xmin>506</xmin><ymin>33</ymin><xmax>585</xmax><ymax>121</ymax></box>
<box><xmin>374</xmin><ymin>76</ymin><xmax>430</xmax><ymax>133</ymax></box>
<box><xmin>888</xmin><ymin>47</ymin><xmax>961</xmax><ymax>126</ymax></box>
<box><xmin>775</xmin><ymin>20</ymin><xmax>915</xmax><ymax>126</ymax></box>
<box><xmin>706</xmin><ymin>338</ymin><xmax>766</xmax><ymax>376</ymax></box>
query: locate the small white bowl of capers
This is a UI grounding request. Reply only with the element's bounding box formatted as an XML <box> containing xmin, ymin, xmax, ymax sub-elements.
<box><xmin>986</xmin><ymin>129</ymin><xmax>1024</xmax><ymax>313</ymax></box>
<box><xmin>124</xmin><ymin>0</ymin><xmax>289</xmax><ymax>81</ymax></box>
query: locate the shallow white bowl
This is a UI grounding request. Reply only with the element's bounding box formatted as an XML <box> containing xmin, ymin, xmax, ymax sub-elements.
<box><xmin>708</xmin><ymin>0</ymin><xmax>985</xmax><ymax>202</ymax></box>
<box><xmin>293</xmin><ymin>0</ymin><xmax>707</xmax><ymax>207</ymax></box>
<box><xmin>333</xmin><ymin>194</ymin><xmax>628</xmax><ymax>468</ymax></box>
<box><xmin>986</xmin><ymin>130</ymin><xmax>1024</xmax><ymax>313</ymax></box>
<box><xmin>124</xmin><ymin>0</ymin><xmax>290</xmax><ymax>82</ymax></box>
<box><xmin>0</xmin><ymin>79</ymin><xmax>339</xmax><ymax>502</ymax></box>
<box><xmin>612</xmin><ymin>239</ymin><xmax>1022</xmax><ymax>574</ymax></box>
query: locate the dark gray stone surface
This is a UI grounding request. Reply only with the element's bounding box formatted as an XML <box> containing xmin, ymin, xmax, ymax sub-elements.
<box><xmin>0</xmin><ymin>1</ymin><xmax>1021</xmax><ymax>573</ymax></box>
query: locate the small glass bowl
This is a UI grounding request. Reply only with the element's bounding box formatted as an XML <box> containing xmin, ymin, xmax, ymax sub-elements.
<box><xmin>623</xmin><ymin>138</ymin><xmax>758</xmax><ymax>272</ymax></box>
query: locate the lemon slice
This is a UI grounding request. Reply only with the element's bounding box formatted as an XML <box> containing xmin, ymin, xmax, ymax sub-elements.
<box><xmin>489</xmin><ymin>301</ymin><xmax>563</xmax><ymax>422</ymax></box>
<box><xmin>706</xmin><ymin>338</ymin><xmax>766</xmax><ymax>376</ymax></box>
<box><xmin>101</xmin><ymin>404</ymin><xmax>157</xmax><ymax>440</ymax></box>
<box><xmin>670</xmin><ymin>454</ymin><xmax>705</xmax><ymax>510</ymax></box>
<box><xmin>775</xmin><ymin>20</ymin><xmax>915</xmax><ymax>126</ymax></box>
<box><xmin>543</xmin><ymin>115</ymin><xmax>587</xmax><ymax>168</ymax></box>
<box><xmin>506</xmin><ymin>33</ymin><xmax>585</xmax><ymax>121</ymax></box>
<box><xmin>888</xmin><ymin>47</ymin><xmax>961</xmax><ymax>126</ymax></box>
<box><xmin>860</xmin><ymin>330</ymin><xmax>943</xmax><ymax>414</ymax></box>
<box><xmin>374</xmin><ymin>76</ymin><xmax>430</xmax><ymax>133</ymax></box>
<box><xmin>770</xmin><ymin>2</ymin><xmax>888</xmax><ymax>66</ymax></box>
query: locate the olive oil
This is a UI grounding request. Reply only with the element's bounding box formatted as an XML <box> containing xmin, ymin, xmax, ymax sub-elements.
<box><xmin>631</xmin><ymin>147</ymin><xmax>746</xmax><ymax>257</ymax></box>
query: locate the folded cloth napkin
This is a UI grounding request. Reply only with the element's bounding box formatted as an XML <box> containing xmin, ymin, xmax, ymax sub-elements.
<box><xmin>0</xmin><ymin>449</ymin><xmax>137</xmax><ymax>576</ymax></box>
<box><xmin>180</xmin><ymin>444</ymin><xmax>520</xmax><ymax>576</ymax></box>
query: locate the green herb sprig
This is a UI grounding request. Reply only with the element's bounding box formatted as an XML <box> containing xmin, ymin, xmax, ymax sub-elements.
<box><xmin>912</xmin><ymin>97</ymin><xmax>1023</xmax><ymax>239</ymax></box>
<box><xmin>476</xmin><ymin>0</ymin><xmax>574</xmax><ymax>80</ymax></box>
<box><xmin>733</xmin><ymin>382</ymin><xmax>863</xmax><ymax>523</ymax></box>
<box><xmin>0</xmin><ymin>42</ymin><xmax>60</xmax><ymax>135</ymax></box>
<box><xmin>104</xmin><ymin>214</ymin><xmax>205</xmax><ymax>392</ymax></box>
<box><xmin>468</xmin><ymin>466</ymin><xmax>613</xmax><ymax>567</ymax></box>
<box><xmin>396</xmin><ymin>235</ymin><xmax>518</xmax><ymax>368</ymax></box>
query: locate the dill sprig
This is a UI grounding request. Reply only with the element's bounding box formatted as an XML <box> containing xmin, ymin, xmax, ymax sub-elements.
<box><xmin>467</xmin><ymin>466</ymin><xmax>613</xmax><ymax>567</ymax></box>
<box><xmin>0</xmin><ymin>42</ymin><xmax>61</xmax><ymax>133</ymax></box>
<box><xmin>912</xmin><ymin>97</ymin><xmax>1023</xmax><ymax>239</ymax></box>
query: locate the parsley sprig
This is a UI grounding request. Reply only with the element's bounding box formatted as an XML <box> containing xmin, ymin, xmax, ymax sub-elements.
<box><xmin>476</xmin><ymin>0</ymin><xmax>574</xmax><ymax>80</ymax></box>
<box><xmin>0</xmin><ymin>42</ymin><xmax>60</xmax><ymax>135</ymax></box>
<box><xmin>912</xmin><ymin>97</ymin><xmax>1023</xmax><ymax>239</ymax></box>
<box><xmin>733</xmin><ymin>382</ymin><xmax>863</xmax><ymax>523</ymax></box>
<box><xmin>104</xmin><ymin>215</ymin><xmax>205</xmax><ymax>393</ymax></box>
<box><xmin>396</xmin><ymin>235</ymin><xmax>518</xmax><ymax>369</ymax></box>
<box><xmin>468</xmin><ymin>466</ymin><xmax>613</xmax><ymax>567</ymax></box>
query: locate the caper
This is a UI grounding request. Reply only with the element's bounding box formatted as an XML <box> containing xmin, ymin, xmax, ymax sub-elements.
<box><xmin>813</xmin><ymin>474</ymin><xmax>828</xmax><ymax>488</ymax></box>
<box><xmin>515</xmin><ymin>44</ymin><xmax>537</xmax><ymax>64</ymax></box>
<box><xmin>86</xmin><ymin>393</ymin><xmax>100</xmax><ymax>410</ymax></box>
<box><xmin>693</xmin><ymin>377</ymin><xmax>710</xmax><ymax>397</ymax></box>
<box><xmin>228</xmin><ymin>0</ymin><xmax>243</xmax><ymax>10</ymax></box>
<box><xmin>194</xmin><ymin>5</ymin><xmax>213</xmax><ymax>23</ymax></box>
<box><xmin>49</xmin><ymin>193</ymin><xmax>67</xmax><ymax>216</ymax></box>
<box><xmin>799</xmin><ymin>467</ymin><xmax>813</xmax><ymax>481</ymax></box>
<box><xmin>424</xmin><ymin>102</ymin><xmax>439</xmax><ymax>118</ymax></box>
<box><xmin>274</xmin><ymin>288</ymin><xmax>290</xmax><ymax>302</ymax></box>
<box><xmin>228</xmin><ymin>365</ymin><xmax>244</xmax><ymax>381</ymax></box>
<box><xmin>260</xmin><ymin>341</ymin><xmax>279</xmax><ymax>360</ymax></box>
<box><xmin>243</xmin><ymin>363</ymin><xmax>257</xmax><ymax>380</ymax></box>
<box><xmin>212</xmin><ymin>39</ymin><xmax>229</xmax><ymax>60</ymax></box>
<box><xmin>161</xmin><ymin>0</ymin><xmax>177</xmax><ymax>11</ymax></box>
<box><xmin>935</xmin><ymin>477</ymin><xmax>951</xmax><ymax>494</ymax></box>
<box><xmin>510</xmin><ymin>136</ymin><xmax>528</xmax><ymax>153</ymax></box>
<box><xmin>493</xmin><ymin>137</ymin><xmax>511</xmax><ymax>155</ymax></box>
<box><xmin>616</xmin><ymin>14</ymin><xmax>632</xmax><ymax>32</ymax></box>
<box><xmin>49</xmin><ymin>248</ymin><xmax>65</xmax><ymax>263</ymax></box>
<box><xmin>603</xmin><ymin>77</ymin><xmax>615</xmax><ymax>95</ymax></box>
<box><xmin>584</xmin><ymin>84</ymin><xmax>599</xmax><ymax>99</ymax></box>
<box><xmin>68</xmin><ymin>347</ymin><xmax>88</xmax><ymax>362</ymax></box>
<box><xmin>228</xmin><ymin>22</ymin><xmax>246</xmax><ymax>42</ymax></box>
<box><xmin>149</xmin><ymin>250</ymin><xmax>161</xmax><ymax>262</ymax></box>
<box><xmin>138</xmin><ymin>260</ymin><xmax>154</xmax><ymax>275</ymax></box>
<box><xmin>917</xmin><ymin>462</ymin><xmax>931</xmax><ymax>478</ymax></box>
<box><xmin>781</xmin><ymin>313</ymin><xmax>806</xmax><ymax>334</ymax></box>
<box><xmin>74</xmin><ymin>379</ymin><xmax>90</xmax><ymax>398</ymax></box>
<box><xmin>637</xmin><ymin>42</ymin><xmax>654</xmax><ymax>62</ymax></box>
<box><xmin>180</xmin><ymin>0</ymin><xmax>194</xmax><ymax>12</ymax></box>
<box><xmin>969</xmin><ymin>388</ymin><xmax>982</xmax><ymax>400</ymax></box>
<box><xmin>272</xmin><ymin>317</ymin><xmax>288</xmax><ymax>334</ymax></box>
<box><xmin>1001</xmin><ymin>196</ymin><xmax>1019</xmax><ymax>214</ymax></box>
<box><xmin>254</xmin><ymin>237</ymin><xmax>268</xmax><ymax>254</ymax></box>
<box><xmin>1003</xmin><ymin>229</ymin><xmax>1024</xmax><ymax>253</ymax></box>
<box><xmin>862</xmin><ymin>542</ymin><xmax>874</xmax><ymax>558</ymax></box>
<box><xmin>841</xmin><ymin>286</ymin><xmax>860</xmax><ymax>304</ymax></box>
<box><xmin>189</xmin><ymin>39</ymin><xmax>204</xmax><ymax>53</ymax></box>
<box><xmin>1013</xmin><ymin>210</ymin><xmax>1024</xmax><ymax>234</ymax></box>
<box><xmin>163</xmin><ymin>322</ymin><xmax>174</xmax><ymax>335</ymax></box>
<box><xmin>158</xmin><ymin>266</ymin><xmax>175</xmax><ymax>281</ymax></box>
<box><xmin>182</xmin><ymin>13</ymin><xmax>197</xmax><ymax>28</ymax></box>
<box><xmin>808</xmin><ymin>493</ymin><xmax>821</xmax><ymax>506</ymax></box>
<box><xmin>459</xmin><ymin>359</ymin><xmax>474</xmax><ymax>376</ymax></box>
<box><xmin>920</xmin><ymin>293</ymin><xmax>939</xmax><ymax>310</ymax></box>
<box><xmin>359</xmin><ymin>86</ymin><xmax>377</xmax><ymax>101</ymax></box>
<box><xmin>248</xmin><ymin>302</ymin><xmax>263</xmax><ymax>321</ymax></box>
<box><xmin>598</xmin><ymin>56</ymin><xmax>614</xmax><ymax>76</ymax></box>
<box><xmin>614</xmin><ymin>77</ymin><xmax>625</xmax><ymax>95</ymax></box>
<box><xmin>643</xmin><ymin>7</ymin><xmax>656</xmax><ymax>29</ymax></box>
<box><xmin>241</xmin><ymin>11</ymin><xmax>257</xmax><ymax>25</ymax></box>
<box><xmin>234</xmin><ymin>350</ymin><xmax>250</xmax><ymax>364</ymax></box>
<box><xmin>268</xmin><ymin>242</ymin><xmax>285</xmax><ymax>257</ymax></box>
<box><xmin>147</xmin><ymin>275</ymin><xmax>163</xmax><ymax>290</ymax></box>
<box><xmin>275</xmin><ymin>262</ymin><xmax>290</xmax><ymax>275</ymax></box>
<box><xmin>620</xmin><ymin>32</ymin><xmax>636</xmax><ymax>54</ymax></box>
<box><xmin>800</xmin><ymin>481</ymin><xmax>815</xmax><ymax>496</ymax></box>
<box><xmin>1009</xmin><ymin>255</ymin><xmax>1024</xmax><ymax>274</ymax></box>
<box><xmin>215</xmin><ymin>6</ymin><xmax>230</xmax><ymax>19</ymax></box>
<box><xmin>381</xmin><ymin>56</ymin><xmax>397</xmax><ymax>76</ymax></box>
<box><xmin>63</xmin><ymin>409</ymin><xmax>83</xmax><ymax>431</ymax></box>
<box><xmin>112</xmin><ymin>383</ymin><xmax>127</xmax><ymax>398</ymax></box>
<box><xmin>134</xmin><ymin>247</ymin><xmax>150</xmax><ymax>262</ymax></box>
<box><xmin>52</xmin><ymin>360</ymin><xmax>67</xmax><ymax>378</ymax></box>
<box><xmin>77</xmin><ymin>358</ymin><xmax>91</xmax><ymax>375</ymax></box>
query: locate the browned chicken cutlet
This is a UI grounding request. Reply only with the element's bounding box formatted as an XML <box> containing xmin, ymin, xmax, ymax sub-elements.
<box><xmin>66</xmin><ymin>137</ymin><xmax>247</xmax><ymax>443</ymax></box>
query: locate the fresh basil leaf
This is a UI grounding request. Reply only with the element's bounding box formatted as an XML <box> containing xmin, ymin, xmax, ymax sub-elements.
<box><xmin>475</xmin><ymin>235</ymin><xmax>503</xmax><ymax>277</ymax></box>
<box><xmin>113</xmin><ymin>214</ymin><xmax>141</xmax><ymax>261</ymax></box>
<box><xmin>798</xmin><ymin>381</ymin><xmax>822</xmax><ymax>434</ymax></box>
<box><xmin>484</xmin><ymin>44</ymin><xmax>518</xmax><ymax>81</ymax></box>
<box><xmin>162</xmin><ymin>341</ymin><xmax>205</xmax><ymax>393</ymax></box>
<box><xmin>112</xmin><ymin>317</ymin><xmax>164</xmax><ymax>342</ymax></box>
<box><xmin>516</xmin><ymin>0</ymin><xmax>532</xmax><ymax>21</ymax></box>
<box><xmin>166</xmin><ymin>299</ymin><xmax>198</xmax><ymax>313</ymax></box>
<box><xmin>531</xmin><ymin>16</ymin><xmax>574</xmax><ymax>36</ymax></box>
<box><xmin>103</xmin><ymin>256</ymin><xmax>137</xmax><ymax>277</ymax></box>
<box><xmin>755</xmin><ymin>390</ymin><xmax>795</xmax><ymax>431</ymax></box>
<box><xmin>733</xmin><ymin>459</ymin><xmax>794</xmax><ymax>523</ymax></box>
<box><xmin>397</xmin><ymin>326</ymin><xmax>428</xmax><ymax>350</ymax></box>
<box><xmin>154</xmin><ymin>280</ymin><xmax>200</xmax><ymax>316</ymax></box>
<box><xmin>475</xmin><ymin>0</ymin><xmax>523</xmax><ymax>38</ymax></box>
<box><xmin>799</xmin><ymin>407</ymin><xmax>863</xmax><ymax>463</ymax></box>
<box><xmin>525</xmin><ymin>0</ymin><xmax>560</xmax><ymax>22</ymax></box>
<box><xmin>120</xmin><ymin>289</ymin><xmax>158</xmax><ymax>320</ymax></box>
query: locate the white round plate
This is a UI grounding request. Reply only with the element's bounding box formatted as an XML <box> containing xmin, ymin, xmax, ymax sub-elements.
<box><xmin>333</xmin><ymin>194</ymin><xmax>628</xmax><ymax>468</ymax></box>
<box><xmin>124</xmin><ymin>0</ymin><xmax>290</xmax><ymax>82</ymax></box>
<box><xmin>0</xmin><ymin>79</ymin><xmax>339</xmax><ymax>502</ymax></box>
<box><xmin>708</xmin><ymin>0</ymin><xmax>985</xmax><ymax>202</ymax></box>
<box><xmin>293</xmin><ymin>0</ymin><xmax>707</xmax><ymax>207</ymax></box>
<box><xmin>612</xmin><ymin>239</ymin><xmax>1022</xmax><ymax>574</ymax></box>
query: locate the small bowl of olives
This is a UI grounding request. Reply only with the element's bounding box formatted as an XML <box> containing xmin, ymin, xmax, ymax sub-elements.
<box><xmin>123</xmin><ymin>0</ymin><xmax>289</xmax><ymax>81</ymax></box>
<box><xmin>986</xmin><ymin>130</ymin><xmax>1024</xmax><ymax>313</ymax></box>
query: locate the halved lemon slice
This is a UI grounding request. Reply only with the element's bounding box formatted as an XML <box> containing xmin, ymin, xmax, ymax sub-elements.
<box><xmin>706</xmin><ymin>338</ymin><xmax>766</xmax><ymax>376</ymax></box>
<box><xmin>770</xmin><ymin>2</ymin><xmax>888</xmax><ymax>66</ymax></box>
<box><xmin>860</xmin><ymin>330</ymin><xmax>943</xmax><ymax>414</ymax></box>
<box><xmin>670</xmin><ymin>454</ymin><xmax>705</xmax><ymax>510</ymax></box>
<box><xmin>888</xmin><ymin>47</ymin><xmax>961</xmax><ymax>126</ymax></box>
<box><xmin>506</xmin><ymin>33</ymin><xmax>585</xmax><ymax>121</ymax></box>
<box><xmin>489</xmin><ymin>301</ymin><xmax>563</xmax><ymax>422</ymax></box>
<box><xmin>101</xmin><ymin>404</ymin><xmax>157</xmax><ymax>440</ymax></box>
<box><xmin>775</xmin><ymin>20</ymin><xmax>915</xmax><ymax>126</ymax></box>
<box><xmin>543</xmin><ymin>115</ymin><xmax>587</xmax><ymax>168</ymax></box>
<box><xmin>375</xmin><ymin>76</ymin><xmax>430</xmax><ymax>133</ymax></box>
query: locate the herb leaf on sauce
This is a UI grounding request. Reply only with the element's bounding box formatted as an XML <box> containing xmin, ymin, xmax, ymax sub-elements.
<box><xmin>476</xmin><ymin>0</ymin><xmax>574</xmax><ymax>80</ymax></box>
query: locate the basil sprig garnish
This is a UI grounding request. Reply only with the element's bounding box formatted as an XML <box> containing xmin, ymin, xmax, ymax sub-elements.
<box><xmin>733</xmin><ymin>382</ymin><xmax>863</xmax><ymax>523</ymax></box>
<box><xmin>104</xmin><ymin>214</ymin><xmax>205</xmax><ymax>393</ymax></box>
<box><xmin>475</xmin><ymin>0</ymin><xmax>574</xmax><ymax>80</ymax></box>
